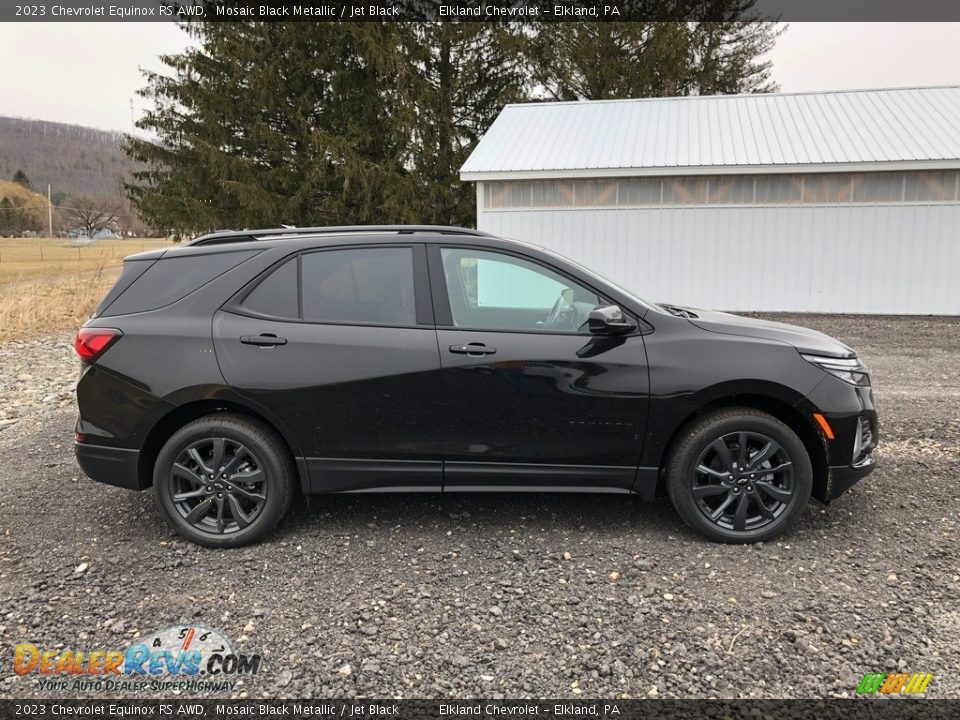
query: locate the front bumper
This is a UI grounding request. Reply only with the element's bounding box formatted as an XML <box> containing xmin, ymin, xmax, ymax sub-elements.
<box><xmin>819</xmin><ymin>403</ymin><xmax>879</xmax><ymax>502</ymax></box>
<box><xmin>824</xmin><ymin>451</ymin><xmax>876</xmax><ymax>501</ymax></box>
<box><xmin>801</xmin><ymin>375</ymin><xmax>879</xmax><ymax>503</ymax></box>
<box><xmin>75</xmin><ymin>442</ymin><xmax>145</xmax><ymax>491</ymax></box>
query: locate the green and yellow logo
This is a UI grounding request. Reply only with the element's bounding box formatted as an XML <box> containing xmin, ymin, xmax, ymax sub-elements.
<box><xmin>857</xmin><ymin>672</ymin><xmax>933</xmax><ymax>695</ymax></box>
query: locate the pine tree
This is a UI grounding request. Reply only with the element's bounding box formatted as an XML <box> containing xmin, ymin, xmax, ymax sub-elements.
<box><xmin>0</xmin><ymin>197</ymin><xmax>13</xmax><ymax>236</ymax></box>
<box><xmin>402</xmin><ymin>23</ymin><xmax>527</xmax><ymax>226</ymax></box>
<box><xmin>126</xmin><ymin>23</ymin><xmax>419</xmax><ymax>234</ymax></box>
<box><xmin>526</xmin><ymin>18</ymin><xmax>780</xmax><ymax>100</ymax></box>
<box><xmin>12</xmin><ymin>169</ymin><xmax>31</xmax><ymax>189</ymax></box>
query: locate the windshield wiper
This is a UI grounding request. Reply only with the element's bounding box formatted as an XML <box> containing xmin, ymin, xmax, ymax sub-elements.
<box><xmin>660</xmin><ymin>304</ymin><xmax>697</xmax><ymax>319</ymax></box>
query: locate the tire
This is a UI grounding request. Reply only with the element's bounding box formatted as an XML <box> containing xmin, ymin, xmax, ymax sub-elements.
<box><xmin>666</xmin><ymin>408</ymin><xmax>812</xmax><ymax>543</ymax></box>
<box><xmin>153</xmin><ymin>413</ymin><xmax>294</xmax><ymax>548</ymax></box>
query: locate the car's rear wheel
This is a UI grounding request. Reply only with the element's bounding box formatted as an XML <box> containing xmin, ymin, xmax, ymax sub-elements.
<box><xmin>666</xmin><ymin>408</ymin><xmax>812</xmax><ymax>543</ymax></box>
<box><xmin>153</xmin><ymin>413</ymin><xmax>294</xmax><ymax>548</ymax></box>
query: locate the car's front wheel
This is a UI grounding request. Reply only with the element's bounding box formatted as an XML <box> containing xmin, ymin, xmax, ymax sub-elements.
<box><xmin>666</xmin><ymin>408</ymin><xmax>812</xmax><ymax>543</ymax></box>
<box><xmin>153</xmin><ymin>413</ymin><xmax>294</xmax><ymax>548</ymax></box>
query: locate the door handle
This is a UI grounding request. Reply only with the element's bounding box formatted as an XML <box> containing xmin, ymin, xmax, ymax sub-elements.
<box><xmin>449</xmin><ymin>343</ymin><xmax>496</xmax><ymax>356</ymax></box>
<box><xmin>240</xmin><ymin>334</ymin><xmax>287</xmax><ymax>347</ymax></box>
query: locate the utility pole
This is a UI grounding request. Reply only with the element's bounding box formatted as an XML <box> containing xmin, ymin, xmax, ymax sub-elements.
<box><xmin>47</xmin><ymin>183</ymin><xmax>53</xmax><ymax>238</ymax></box>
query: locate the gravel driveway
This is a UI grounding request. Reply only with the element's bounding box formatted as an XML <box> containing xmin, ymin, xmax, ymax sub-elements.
<box><xmin>1</xmin><ymin>315</ymin><xmax>958</xmax><ymax>699</ymax></box>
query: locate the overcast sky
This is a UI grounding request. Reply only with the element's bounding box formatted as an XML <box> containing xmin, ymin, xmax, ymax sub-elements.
<box><xmin>1</xmin><ymin>22</ymin><xmax>959</xmax><ymax>133</ymax></box>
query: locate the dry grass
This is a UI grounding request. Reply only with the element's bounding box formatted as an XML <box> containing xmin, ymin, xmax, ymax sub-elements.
<box><xmin>0</xmin><ymin>237</ymin><xmax>170</xmax><ymax>339</ymax></box>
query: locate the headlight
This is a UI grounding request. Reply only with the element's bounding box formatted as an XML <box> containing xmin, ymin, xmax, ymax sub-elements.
<box><xmin>801</xmin><ymin>354</ymin><xmax>870</xmax><ymax>386</ymax></box>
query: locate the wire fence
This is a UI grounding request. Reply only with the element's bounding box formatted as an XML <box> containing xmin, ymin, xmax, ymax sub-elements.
<box><xmin>0</xmin><ymin>242</ymin><xmax>167</xmax><ymax>264</ymax></box>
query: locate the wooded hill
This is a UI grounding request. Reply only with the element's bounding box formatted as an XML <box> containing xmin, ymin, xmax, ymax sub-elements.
<box><xmin>0</xmin><ymin>116</ymin><xmax>139</xmax><ymax>198</ymax></box>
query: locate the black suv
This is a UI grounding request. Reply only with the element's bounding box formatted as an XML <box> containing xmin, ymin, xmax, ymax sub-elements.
<box><xmin>75</xmin><ymin>226</ymin><xmax>877</xmax><ymax>547</ymax></box>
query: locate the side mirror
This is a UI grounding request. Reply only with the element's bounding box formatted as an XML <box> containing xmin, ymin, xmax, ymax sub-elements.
<box><xmin>588</xmin><ymin>304</ymin><xmax>637</xmax><ymax>335</ymax></box>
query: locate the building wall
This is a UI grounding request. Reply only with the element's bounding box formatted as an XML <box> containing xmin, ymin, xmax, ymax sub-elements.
<box><xmin>477</xmin><ymin>195</ymin><xmax>960</xmax><ymax>314</ymax></box>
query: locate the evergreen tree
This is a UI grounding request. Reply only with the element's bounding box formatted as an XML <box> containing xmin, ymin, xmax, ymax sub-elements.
<box><xmin>402</xmin><ymin>23</ymin><xmax>527</xmax><ymax>226</ymax></box>
<box><xmin>0</xmin><ymin>197</ymin><xmax>13</xmax><ymax>236</ymax></box>
<box><xmin>526</xmin><ymin>18</ymin><xmax>780</xmax><ymax>100</ymax></box>
<box><xmin>12</xmin><ymin>169</ymin><xmax>31</xmax><ymax>189</ymax></box>
<box><xmin>126</xmin><ymin>23</ymin><xmax>419</xmax><ymax>234</ymax></box>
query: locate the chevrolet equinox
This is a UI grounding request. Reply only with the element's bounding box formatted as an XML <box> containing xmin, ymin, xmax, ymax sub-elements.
<box><xmin>74</xmin><ymin>226</ymin><xmax>878</xmax><ymax>547</ymax></box>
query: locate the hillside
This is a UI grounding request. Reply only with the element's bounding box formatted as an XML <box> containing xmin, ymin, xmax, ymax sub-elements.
<box><xmin>0</xmin><ymin>116</ymin><xmax>139</xmax><ymax>198</ymax></box>
<box><xmin>0</xmin><ymin>180</ymin><xmax>47</xmax><ymax>208</ymax></box>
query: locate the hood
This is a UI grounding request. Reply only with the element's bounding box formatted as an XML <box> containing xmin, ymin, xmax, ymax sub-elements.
<box><xmin>671</xmin><ymin>307</ymin><xmax>856</xmax><ymax>358</ymax></box>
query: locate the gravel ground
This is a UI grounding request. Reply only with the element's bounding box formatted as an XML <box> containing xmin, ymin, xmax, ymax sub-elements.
<box><xmin>1</xmin><ymin>315</ymin><xmax>958</xmax><ymax>699</ymax></box>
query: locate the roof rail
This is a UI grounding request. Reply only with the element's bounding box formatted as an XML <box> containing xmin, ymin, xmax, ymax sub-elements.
<box><xmin>188</xmin><ymin>225</ymin><xmax>496</xmax><ymax>246</ymax></box>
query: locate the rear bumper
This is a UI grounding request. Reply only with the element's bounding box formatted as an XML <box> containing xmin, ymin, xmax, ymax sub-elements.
<box><xmin>75</xmin><ymin>442</ymin><xmax>146</xmax><ymax>491</ymax></box>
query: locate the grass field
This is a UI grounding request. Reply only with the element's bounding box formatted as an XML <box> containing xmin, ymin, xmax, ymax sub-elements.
<box><xmin>0</xmin><ymin>237</ymin><xmax>171</xmax><ymax>339</ymax></box>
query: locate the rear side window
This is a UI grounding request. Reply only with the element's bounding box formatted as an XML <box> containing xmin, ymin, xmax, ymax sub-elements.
<box><xmin>301</xmin><ymin>248</ymin><xmax>415</xmax><ymax>326</ymax></box>
<box><xmin>103</xmin><ymin>250</ymin><xmax>258</xmax><ymax>317</ymax></box>
<box><xmin>240</xmin><ymin>258</ymin><xmax>299</xmax><ymax>318</ymax></box>
<box><xmin>94</xmin><ymin>258</ymin><xmax>153</xmax><ymax>317</ymax></box>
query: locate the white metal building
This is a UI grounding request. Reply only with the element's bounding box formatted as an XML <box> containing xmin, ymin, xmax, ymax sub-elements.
<box><xmin>460</xmin><ymin>87</ymin><xmax>960</xmax><ymax>314</ymax></box>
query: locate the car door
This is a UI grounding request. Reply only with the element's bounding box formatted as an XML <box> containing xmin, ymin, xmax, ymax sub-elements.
<box><xmin>212</xmin><ymin>243</ymin><xmax>443</xmax><ymax>492</ymax></box>
<box><xmin>429</xmin><ymin>245</ymin><xmax>649</xmax><ymax>491</ymax></box>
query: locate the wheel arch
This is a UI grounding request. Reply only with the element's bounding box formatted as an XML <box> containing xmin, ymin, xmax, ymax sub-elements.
<box><xmin>655</xmin><ymin>390</ymin><xmax>829</xmax><ymax>503</ymax></box>
<box><xmin>138</xmin><ymin>397</ymin><xmax>309</xmax><ymax>493</ymax></box>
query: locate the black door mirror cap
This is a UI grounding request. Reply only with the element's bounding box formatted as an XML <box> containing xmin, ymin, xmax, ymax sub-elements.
<box><xmin>588</xmin><ymin>304</ymin><xmax>638</xmax><ymax>335</ymax></box>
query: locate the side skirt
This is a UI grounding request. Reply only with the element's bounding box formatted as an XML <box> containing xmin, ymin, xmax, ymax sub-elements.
<box><xmin>304</xmin><ymin>458</ymin><xmax>659</xmax><ymax>498</ymax></box>
<box><xmin>306</xmin><ymin>458</ymin><xmax>442</xmax><ymax>493</ymax></box>
<box><xmin>444</xmin><ymin>461</ymin><xmax>635</xmax><ymax>492</ymax></box>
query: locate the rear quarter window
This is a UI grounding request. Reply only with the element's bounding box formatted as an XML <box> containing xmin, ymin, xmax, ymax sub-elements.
<box><xmin>102</xmin><ymin>250</ymin><xmax>259</xmax><ymax>316</ymax></box>
<box><xmin>93</xmin><ymin>258</ymin><xmax>154</xmax><ymax>317</ymax></box>
<box><xmin>238</xmin><ymin>257</ymin><xmax>299</xmax><ymax>319</ymax></box>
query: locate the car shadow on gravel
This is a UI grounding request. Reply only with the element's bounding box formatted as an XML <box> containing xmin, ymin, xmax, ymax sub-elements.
<box><xmin>276</xmin><ymin>491</ymin><xmax>700</xmax><ymax>541</ymax></box>
<box><xmin>97</xmin><ymin>481</ymin><xmax>868</xmax><ymax>548</ymax></box>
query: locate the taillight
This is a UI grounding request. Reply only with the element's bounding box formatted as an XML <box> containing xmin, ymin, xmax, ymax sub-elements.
<box><xmin>74</xmin><ymin>327</ymin><xmax>122</xmax><ymax>363</ymax></box>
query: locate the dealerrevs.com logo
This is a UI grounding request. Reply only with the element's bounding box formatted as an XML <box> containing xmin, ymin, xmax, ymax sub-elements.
<box><xmin>14</xmin><ymin>625</ymin><xmax>261</xmax><ymax>693</ymax></box>
<box><xmin>856</xmin><ymin>672</ymin><xmax>933</xmax><ymax>695</ymax></box>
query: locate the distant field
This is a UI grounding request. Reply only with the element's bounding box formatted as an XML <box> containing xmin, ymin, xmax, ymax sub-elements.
<box><xmin>0</xmin><ymin>237</ymin><xmax>171</xmax><ymax>339</ymax></box>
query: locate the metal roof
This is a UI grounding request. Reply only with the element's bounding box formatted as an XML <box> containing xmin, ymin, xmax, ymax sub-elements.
<box><xmin>460</xmin><ymin>86</ymin><xmax>960</xmax><ymax>179</ymax></box>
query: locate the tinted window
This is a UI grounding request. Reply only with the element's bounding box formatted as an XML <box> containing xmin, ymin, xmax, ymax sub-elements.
<box><xmin>301</xmin><ymin>248</ymin><xmax>416</xmax><ymax>326</ymax></box>
<box><xmin>103</xmin><ymin>250</ymin><xmax>259</xmax><ymax>317</ymax></box>
<box><xmin>440</xmin><ymin>248</ymin><xmax>601</xmax><ymax>333</ymax></box>
<box><xmin>95</xmin><ymin>258</ymin><xmax>153</xmax><ymax>317</ymax></box>
<box><xmin>240</xmin><ymin>258</ymin><xmax>298</xmax><ymax>318</ymax></box>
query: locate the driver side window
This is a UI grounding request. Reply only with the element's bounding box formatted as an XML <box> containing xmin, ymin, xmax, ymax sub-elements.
<box><xmin>440</xmin><ymin>248</ymin><xmax>601</xmax><ymax>333</ymax></box>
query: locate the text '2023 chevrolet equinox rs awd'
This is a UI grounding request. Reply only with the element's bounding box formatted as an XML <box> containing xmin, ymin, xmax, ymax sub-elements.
<box><xmin>74</xmin><ymin>226</ymin><xmax>878</xmax><ymax>547</ymax></box>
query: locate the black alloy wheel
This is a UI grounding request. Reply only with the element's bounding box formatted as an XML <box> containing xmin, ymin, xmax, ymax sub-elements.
<box><xmin>170</xmin><ymin>438</ymin><xmax>267</xmax><ymax>535</ymax></box>
<box><xmin>692</xmin><ymin>431</ymin><xmax>794</xmax><ymax>532</ymax></box>
<box><xmin>153</xmin><ymin>414</ymin><xmax>294</xmax><ymax>548</ymax></box>
<box><xmin>666</xmin><ymin>408</ymin><xmax>813</xmax><ymax>543</ymax></box>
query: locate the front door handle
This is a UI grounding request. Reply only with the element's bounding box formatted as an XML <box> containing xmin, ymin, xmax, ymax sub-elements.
<box><xmin>240</xmin><ymin>334</ymin><xmax>287</xmax><ymax>347</ymax></box>
<box><xmin>449</xmin><ymin>343</ymin><xmax>496</xmax><ymax>356</ymax></box>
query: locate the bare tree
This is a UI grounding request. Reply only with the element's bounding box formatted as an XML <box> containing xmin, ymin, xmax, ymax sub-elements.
<box><xmin>61</xmin><ymin>194</ymin><xmax>122</xmax><ymax>239</ymax></box>
<box><xmin>114</xmin><ymin>195</ymin><xmax>151</xmax><ymax>237</ymax></box>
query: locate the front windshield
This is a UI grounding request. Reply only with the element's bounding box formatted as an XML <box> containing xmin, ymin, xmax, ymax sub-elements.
<box><xmin>536</xmin><ymin>245</ymin><xmax>666</xmax><ymax>315</ymax></box>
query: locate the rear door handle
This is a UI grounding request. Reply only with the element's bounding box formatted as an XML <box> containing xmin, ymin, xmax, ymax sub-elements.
<box><xmin>449</xmin><ymin>343</ymin><xmax>496</xmax><ymax>356</ymax></box>
<box><xmin>240</xmin><ymin>334</ymin><xmax>287</xmax><ymax>347</ymax></box>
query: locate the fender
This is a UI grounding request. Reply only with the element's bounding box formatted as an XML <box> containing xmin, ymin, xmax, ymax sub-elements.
<box><xmin>639</xmin><ymin>378</ymin><xmax>810</xmax><ymax>470</ymax></box>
